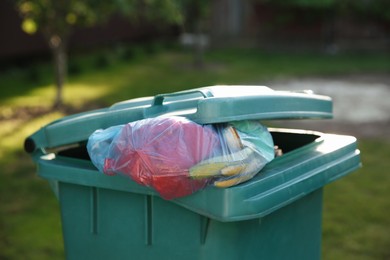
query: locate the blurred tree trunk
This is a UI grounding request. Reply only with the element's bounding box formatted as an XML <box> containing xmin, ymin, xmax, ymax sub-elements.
<box><xmin>182</xmin><ymin>0</ymin><xmax>209</xmax><ymax>69</ymax></box>
<box><xmin>193</xmin><ymin>21</ymin><xmax>204</xmax><ymax>68</ymax></box>
<box><xmin>48</xmin><ymin>34</ymin><xmax>67</xmax><ymax>109</ymax></box>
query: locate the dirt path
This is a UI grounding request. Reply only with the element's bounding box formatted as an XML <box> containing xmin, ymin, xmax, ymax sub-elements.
<box><xmin>266</xmin><ymin>73</ymin><xmax>390</xmax><ymax>139</ymax></box>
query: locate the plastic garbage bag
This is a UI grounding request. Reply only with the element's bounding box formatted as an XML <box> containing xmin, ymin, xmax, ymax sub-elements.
<box><xmin>87</xmin><ymin>116</ymin><xmax>274</xmax><ymax>199</ymax></box>
<box><xmin>190</xmin><ymin>120</ymin><xmax>275</xmax><ymax>188</ymax></box>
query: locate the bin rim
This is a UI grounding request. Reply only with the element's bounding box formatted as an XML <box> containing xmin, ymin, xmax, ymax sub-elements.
<box><xmin>35</xmin><ymin>130</ymin><xmax>361</xmax><ymax>222</ymax></box>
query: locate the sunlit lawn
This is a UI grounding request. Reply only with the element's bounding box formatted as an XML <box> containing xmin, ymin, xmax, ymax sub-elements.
<box><xmin>0</xmin><ymin>47</ymin><xmax>389</xmax><ymax>259</ymax></box>
<box><xmin>323</xmin><ymin>139</ymin><xmax>390</xmax><ymax>260</ymax></box>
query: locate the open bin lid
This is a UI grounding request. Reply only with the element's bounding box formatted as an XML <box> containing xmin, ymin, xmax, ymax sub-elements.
<box><xmin>25</xmin><ymin>85</ymin><xmax>332</xmax><ymax>154</ymax></box>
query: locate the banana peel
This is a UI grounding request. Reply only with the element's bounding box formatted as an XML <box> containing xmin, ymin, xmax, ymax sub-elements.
<box><xmin>214</xmin><ymin>154</ymin><xmax>262</xmax><ymax>188</ymax></box>
<box><xmin>189</xmin><ymin>147</ymin><xmax>256</xmax><ymax>179</ymax></box>
<box><xmin>221</xmin><ymin>126</ymin><xmax>243</xmax><ymax>152</ymax></box>
<box><xmin>189</xmin><ymin>123</ymin><xmax>270</xmax><ymax>188</ymax></box>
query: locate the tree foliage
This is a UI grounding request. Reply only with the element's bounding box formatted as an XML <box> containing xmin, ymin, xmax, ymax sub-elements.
<box><xmin>14</xmin><ymin>0</ymin><xmax>183</xmax><ymax>108</ymax></box>
<box><xmin>259</xmin><ymin>0</ymin><xmax>390</xmax><ymax>21</ymax></box>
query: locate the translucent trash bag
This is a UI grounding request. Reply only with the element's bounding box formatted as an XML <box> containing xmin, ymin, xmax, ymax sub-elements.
<box><xmin>87</xmin><ymin>116</ymin><xmax>274</xmax><ymax>200</ymax></box>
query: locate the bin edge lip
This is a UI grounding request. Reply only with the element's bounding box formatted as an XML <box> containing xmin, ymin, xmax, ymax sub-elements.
<box><xmin>33</xmin><ymin>130</ymin><xmax>360</xmax><ymax>222</ymax></box>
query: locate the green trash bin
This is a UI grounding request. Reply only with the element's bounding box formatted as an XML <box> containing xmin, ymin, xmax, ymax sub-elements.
<box><xmin>25</xmin><ymin>86</ymin><xmax>361</xmax><ymax>260</ymax></box>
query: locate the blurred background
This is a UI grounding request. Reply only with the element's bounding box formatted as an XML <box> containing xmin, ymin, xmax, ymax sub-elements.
<box><xmin>0</xmin><ymin>0</ymin><xmax>389</xmax><ymax>259</ymax></box>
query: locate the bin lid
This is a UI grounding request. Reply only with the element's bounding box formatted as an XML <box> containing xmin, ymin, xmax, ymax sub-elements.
<box><xmin>25</xmin><ymin>85</ymin><xmax>332</xmax><ymax>153</ymax></box>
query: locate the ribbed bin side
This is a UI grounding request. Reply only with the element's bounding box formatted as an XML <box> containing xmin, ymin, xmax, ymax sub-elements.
<box><xmin>58</xmin><ymin>181</ymin><xmax>323</xmax><ymax>260</ymax></box>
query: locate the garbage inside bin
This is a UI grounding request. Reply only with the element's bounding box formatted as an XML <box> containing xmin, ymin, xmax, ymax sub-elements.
<box><xmin>87</xmin><ymin>116</ymin><xmax>275</xmax><ymax>199</ymax></box>
<box><xmin>25</xmin><ymin>85</ymin><xmax>361</xmax><ymax>260</ymax></box>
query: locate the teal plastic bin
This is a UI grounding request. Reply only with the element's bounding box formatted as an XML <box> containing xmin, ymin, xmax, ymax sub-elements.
<box><xmin>25</xmin><ymin>86</ymin><xmax>361</xmax><ymax>260</ymax></box>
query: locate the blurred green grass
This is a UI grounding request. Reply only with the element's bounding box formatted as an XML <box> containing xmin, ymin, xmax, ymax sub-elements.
<box><xmin>323</xmin><ymin>140</ymin><xmax>390</xmax><ymax>260</ymax></box>
<box><xmin>0</xmin><ymin>47</ymin><xmax>389</xmax><ymax>259</ymax></box>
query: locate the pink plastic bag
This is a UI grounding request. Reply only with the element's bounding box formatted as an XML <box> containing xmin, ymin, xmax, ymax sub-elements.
<box><xmin>89</xmin><ymin>117</ymin><xmax>220</xmax><ymax>199</ymax></box>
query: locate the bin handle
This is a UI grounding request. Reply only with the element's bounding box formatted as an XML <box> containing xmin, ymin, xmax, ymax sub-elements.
<box><xmin>152</xmin><ymin>89</ymin><xmax>214</xmax><ymax>106</ymax></box>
